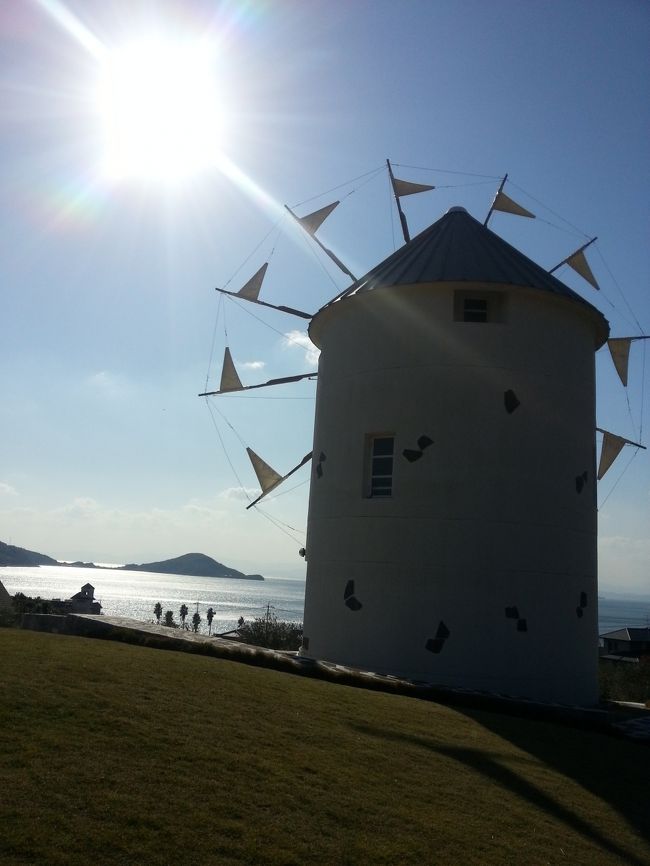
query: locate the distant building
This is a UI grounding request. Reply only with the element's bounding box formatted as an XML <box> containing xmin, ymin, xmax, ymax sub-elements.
<box><xmin>68</xmin><ymin>583</ymin><xmax>102</xmax><ymax>615</ymax></box>
<box><xmin>600</xmin><ymin>627</ymin><xmax>650</xmax><ymax>661</ymax></box>
<box><xmin>0</xmin><ymin>580</ymin><xmax>12</xmax><ymax>612</ymax></box>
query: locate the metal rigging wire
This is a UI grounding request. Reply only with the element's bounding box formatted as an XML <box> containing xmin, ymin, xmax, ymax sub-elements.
<box><xmin>291</xmin><ymin>165</ymin><xmax>385</xmax><ymax>208</ymax></box>
<box><xmin>392</xmin><ymin>162</ymin><xmax>500</xmax><ymax>180</ymax></box>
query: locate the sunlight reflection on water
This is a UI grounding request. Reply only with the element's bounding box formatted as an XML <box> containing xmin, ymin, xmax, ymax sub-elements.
<box><xmin>2</xmin><ymin>566</ymin><xmax>648</xmax><ymax>638</ymax></box>
<box><xmin>1</xmin><ymin>565</ymin><xmax>305</xmax><ymax>635</ymax></box>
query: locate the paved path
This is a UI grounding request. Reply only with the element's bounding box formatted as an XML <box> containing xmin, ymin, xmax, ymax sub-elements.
<box><xmin>73</xmin><ymin>613</ymin><xmax>294</xmax><ymax>660</ymax></box>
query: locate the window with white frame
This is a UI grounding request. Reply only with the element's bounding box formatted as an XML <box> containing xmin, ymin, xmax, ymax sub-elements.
<box><xmin>367</xmin><ymin>435</ymin><xmax>394</xmax><ymax>497</ymax></box>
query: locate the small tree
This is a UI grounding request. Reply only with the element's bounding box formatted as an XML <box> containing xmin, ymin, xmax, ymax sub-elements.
<box><xmin>206</xmin><ymin>607</ymin><xmax>214</xmax><ymax>635</ymax></box>
<box><xmin>191</xmin><ymin>611</ymin><xmax>201</xmax><ymax>633</ymax></box>
<box><xmin>164</xmin><ymin>610</ymin><xmax>176</xmax><ymax>628</ymax></box>
<box><xmin>153</xmin><ymin>602</ymin><xmax>163</xmax><ymax>624</ymax></box>
<box><xmin>179</xmin><ymin>604</ymin><xmax>188</xmax><ymax>629</ymax></box>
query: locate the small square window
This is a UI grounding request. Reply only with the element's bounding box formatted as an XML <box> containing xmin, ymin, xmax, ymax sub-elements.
<box><xmin>454</xmin><ymin>290</ymin><xmax>506</xmax><ymax>323</ymax></box>
<box><xmin>463</xmin><ymin>298</ymin><xmax>488</xmax><ymax>322</ymax></box>
<box><xmin>367</xmin><ymin>435</ymin><xmax>394</xmax><ymax>497</ymax></box>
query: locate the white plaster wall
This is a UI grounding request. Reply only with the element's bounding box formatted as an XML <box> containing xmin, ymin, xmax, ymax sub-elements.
<box><xmin>302</xmin><ymin>283</ymin><xmax>606</xmax><ymax>705</ymax></box>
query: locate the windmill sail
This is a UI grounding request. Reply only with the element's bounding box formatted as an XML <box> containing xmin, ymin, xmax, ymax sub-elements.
<box><xmin>391</xmin><ymin>178</ymin><xmax>435</xmax><ymax>197</ymax></box>
<box><xmin>549</xmin><ymin>238</ymin><xmax>599</xmax><ymax>289</ymax></box>
<box><xmin>606</xmin><ymin>336</ymin><xmax>650</xmax><ymax>387</ymax></box>
<box><xmin>597</xmin><ymin>432</ymin><xmax>628</xmax><ymax>480</ymax></box>
<box><xmin>484</xmin><ymin>174</ymin><xmax>534</xmax><ymax>225</ymax></box>
<box><xmin>607</xmin><ymin>338</ymin><xmax>632</xmax><ymax>387</ymax></box>
<box><xmin>237</xmin><ymin>263</ymin><xmax>268</xmax><ymax>301</ymax></box>
<box><xmin>492</xmin><ymin>190</ymin><xmax>535</xmax><ymax>219</ymax></box>
<box><xmin>246</xmin><ymin>448</ymin><xmax>283</xmax><ymax>494</ymax></box>
<box><xmin>219</xmin><ymin>347</ymin><xmax>243</xmax><ymax>392</ymax></box>
<box><xmin>297</xmin><ymin>201</ymin><xmax>339</xmax><ymax>235</ymax></box>
<box><xmin>285</xmin><ymin>204</ymin><xmax>357</xmax><ymax>280</ymax></box>
<box><xmin>199</xmin><ymin>370</ymin><xmax>317</xmax><ymax>398</ymax></box>
<box><xmin>597</xmin><ymin>428</ymin><xmax>646</xmax><ymax>479</ymax></box>
<box><xmin>387</xmin><ymin>158</ymin><xmax>434</xmax><ymax>244</ymax></box>
<box><xmin>246</xmin><ymin>450</ymin><xmax>313</xmax><ymax>509</ymax></box>
<box><xmin>565</xmin><ymin>248</ymin><xmax>599</xmax><ymax>290</ymax></box>
<box><xmin>215</xmin><ymin>286</ymin><xmax>312</xmax><ymax>320</ymax></box>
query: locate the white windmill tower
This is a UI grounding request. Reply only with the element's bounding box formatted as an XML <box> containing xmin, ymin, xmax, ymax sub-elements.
<box><xmin>201</xmin><ymin>164</ymin><xmax>646</xmax><ymax>706</ymax></box>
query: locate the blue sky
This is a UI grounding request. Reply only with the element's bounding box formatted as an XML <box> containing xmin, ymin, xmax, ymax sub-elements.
<box><xmin>1</xmin><ymin>0</ymin><xmax>648</xmax><ymax>592</ymax></box>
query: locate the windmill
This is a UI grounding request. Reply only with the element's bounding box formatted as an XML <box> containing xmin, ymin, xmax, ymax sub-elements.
<box><xmin>201</xmin><ymin>161</ymin><xmax>647</xmax><ymax>705</ymax></box>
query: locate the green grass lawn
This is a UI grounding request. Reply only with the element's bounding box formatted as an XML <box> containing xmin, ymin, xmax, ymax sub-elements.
<box><xmin>0</xmin><ymin>630</ymin><xmax>648</xmax><ymax>866</ymax></box>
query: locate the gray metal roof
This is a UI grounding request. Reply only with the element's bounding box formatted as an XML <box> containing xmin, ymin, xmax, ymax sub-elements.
<box><xmin>327</xmin><ymin>207</ymin><xmax>603</xmax><ymax>315</ymax></box>
<box><xmin>600</xmin><ymin>627</ymin><xmax>650</xmax><ymax>641</ymax></box>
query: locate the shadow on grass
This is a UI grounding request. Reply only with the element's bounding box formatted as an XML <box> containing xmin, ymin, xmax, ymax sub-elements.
<box><xmin>19</xmin><ymin>612</ymin><xmax>650</xmax><ymax>863</ymax></box>
<box><xmin>350</xmin><ymin>720</ymin><xmax>649</xmax><ymax>866</ymax></box>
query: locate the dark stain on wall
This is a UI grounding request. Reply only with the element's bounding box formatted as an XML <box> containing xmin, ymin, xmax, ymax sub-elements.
<box><xmin>344</xmin><ymin>579</ymin><xmax>362</xmax><ymax>611</ymax></box>
<box><xmin>425</xmin><ymin>620</ymin><xmax>450</xmax><ymax>653</ymax></box>
<box><xmin>504</xmin><ymin>389</ymin><xmax>520</xmax><ymax>414</ymax></box>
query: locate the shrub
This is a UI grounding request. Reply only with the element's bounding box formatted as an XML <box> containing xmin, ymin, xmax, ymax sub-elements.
<box><xmin>0</xmin><ymin>609</ymin><xmax>18</xmax><ymax>628</ymax></box>
<box><xmin>12</xmin><ymin>593</ymin><xmax>53</xmax><ymax>616</ymax></box>
<box><xmin>238</xmin><ymin>607</ymin><xmax>303</xmax><ymax>651</ymax></box>
<box><xmin>599</xmin><ymin>657</ymin><xmax>650</xmax><ymax>704</ymax></box>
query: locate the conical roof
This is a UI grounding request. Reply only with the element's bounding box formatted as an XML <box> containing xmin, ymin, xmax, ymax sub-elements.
<box><xmin>325</xmin><ymin>207</ymin><xmax>603</xmax><ymax>316</ymax></box>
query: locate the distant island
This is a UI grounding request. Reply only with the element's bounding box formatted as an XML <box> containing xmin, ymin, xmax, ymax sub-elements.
<box><xmin>120</xmin><ymin>553</ymin><xmax>264</xmax><ymax>581</ymax></box>
<box><xmin>0</xmin><ymin>541</ymin><xmax>264</xmax><ymax>581</ymax></box>
<box><xmin>0</xmin><ymin>540</ymin><xmax>59</xmax><ymax>567</ymax></box>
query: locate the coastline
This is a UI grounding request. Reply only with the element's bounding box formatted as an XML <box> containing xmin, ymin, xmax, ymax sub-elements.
<box><xmin>54</xmin><ymin>561</ymin><xmax>264</xmax><ymax>580</ymax></box>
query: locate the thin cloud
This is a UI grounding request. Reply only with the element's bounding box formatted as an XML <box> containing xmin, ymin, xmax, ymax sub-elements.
<box><xmin>85</xmin><ymin>371</ymin><xmax>131</xmax><ymax>399</ymax></box>
<box><xmin>218</xmin><ymin>486</ymin><xmax>258</xmax><ymax>501</ymax></box>
<box><xmin>0</xmin><ymin>482</ymin><xmax>17</xmax><ymax>496</ymax></box>
<box><xmin>0</xmin><ymin>495</ymin><xmax>301</xmax><ymax>568</ymax></box>
<box><xmin>283</xmin><ymin>330</ymin><xmax>320</xmax><ymax>366</ymax></box>
<box><xmin>53</xmin><ymin>497</ymin><xmax>101</xmax><ymax>519</ymax></box>
<box><xmin>600</xmin><ymin>535</ymin><xmax>650</xmax><ymax>556</ymax></box>
<box><xmin>240</xmin><ymin>360</ymin><xmax>265</xmax><ymax>371</ymax></box>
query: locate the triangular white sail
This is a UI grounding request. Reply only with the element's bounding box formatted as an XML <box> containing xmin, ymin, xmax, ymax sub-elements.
<box><xmin>391</xmin><ymin>177</ymin><xmax>435</xmax><ymax>197</ymax></box>
<box><xmin>298</xmin><ymin>201</ymin><xmax>339</xmax><ymax>235</ymax></box>
<box><xmin>219</xmin><ymin>347</ymin><xmax>243</xmax><ymax>392</ymax></box>
<box><xmin>607</xmin><ymin>338</ymin><xmax>632</xmax><ymax>387</ymax></box>
<box><xmin>492</xmin><ymin>190</ymin><xmax>535</xmax><ymax>219</ymax></box>
<box><xmin>246</xmin><ymin>447</ymin><xmax>283</xmax><ymax>493</ymax></box>
<box><xmin>237</xmin><ymin>263</ymin><xmax>268</xmax><ymax>301</ymax></box>
<box><xmin>597</xmin><ymin>431</ymin><xmax>628</xmax><ymax>480</ymax></box>
<box><xmin>245</xmin><ymin>451</ymin><xmax>313</xmax><ymax>509</ymax></box>
<box><xmin>565</xmin><ymin>248</ymin><xmax>600</xmax><ymax>290</ymax></box>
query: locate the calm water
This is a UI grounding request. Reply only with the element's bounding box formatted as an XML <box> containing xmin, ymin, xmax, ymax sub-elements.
<box><xmin>1</xmin><ymin>565</ymin><xmax>305</xmax><ymax>636</ymax></box>
<box><xmin>1</xmin><ymin>565</ymin><xmax>648</xmax><ymax>638</ymax></box>
<box><xmin>597</xmin><ymin>595</ymin><xmax>650</xmax><ymax>634</ymax></box>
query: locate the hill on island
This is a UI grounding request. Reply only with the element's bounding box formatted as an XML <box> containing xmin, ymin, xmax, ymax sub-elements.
<box><xmin>0</xmin><ymin>541</ymin><xmax>264</xmax><ymax>581</ymax></box>
<box><xmin>0</xmin><ymin>540</ymin><xmax>58</xmax><ymax>567</ymax></box>
<box><xmin>120</xmin><ymin>553</ymin><xmax>264</xmax><ymax>580</ymax></box>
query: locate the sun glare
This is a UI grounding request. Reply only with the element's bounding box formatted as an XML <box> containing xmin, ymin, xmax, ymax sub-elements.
<box><xmin>97</xmin><ymin>39</ymin><xmax>224</xmax><ymax>184</ymax></box>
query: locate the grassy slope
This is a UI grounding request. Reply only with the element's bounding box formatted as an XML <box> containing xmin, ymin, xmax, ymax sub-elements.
<box><xmin>0</xmin><ymin>630</ymin><xmax>648</xmax><ymax>866</ymax></box>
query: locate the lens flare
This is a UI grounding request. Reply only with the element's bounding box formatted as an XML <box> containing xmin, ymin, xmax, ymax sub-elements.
<box><xmin>97</xmin><ymin>38</ymin><xmax>224</xmax><ymax>183</ymax></box>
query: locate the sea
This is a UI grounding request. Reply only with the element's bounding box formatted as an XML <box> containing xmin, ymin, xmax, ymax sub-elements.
<box><xmin>1</xmin><ymin>564</ymin><xmax>648</xmax><ymax>638</ymax></box>
<box><xmin>1</xmin><ymin>565</ymin><xmax>305</xmax><ymax>636</ymax></box>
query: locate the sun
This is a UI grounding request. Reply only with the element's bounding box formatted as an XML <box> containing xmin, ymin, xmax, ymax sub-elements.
<box><xmin>96</xmin><ymin>38</ymin><xmax>224</xmax><ymax>184</ymax></box>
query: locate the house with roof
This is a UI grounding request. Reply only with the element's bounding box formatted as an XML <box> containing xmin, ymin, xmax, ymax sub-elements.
<box><xmin>0</xmin><ymin>579</ymin><xmax>13</xmax><ymax>613</ymax></box>
<box><xmin>600</xmin><ymin>627</ymin><xmax>650</xmax><ymax>661</ymax></box>
<box><xmin>68</xmin><ymin>583</ymin><xmax>102</xmax><ymax>615</ymax></box>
